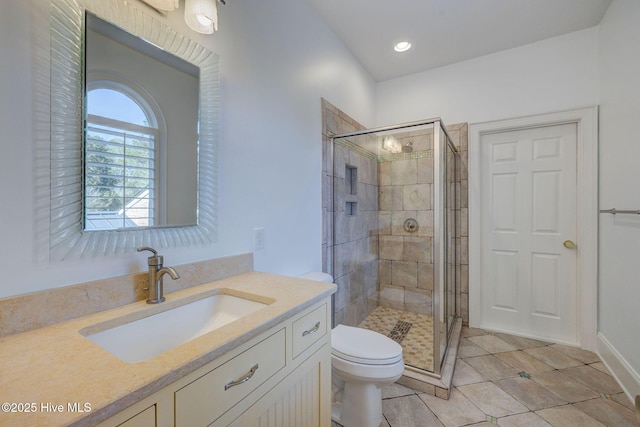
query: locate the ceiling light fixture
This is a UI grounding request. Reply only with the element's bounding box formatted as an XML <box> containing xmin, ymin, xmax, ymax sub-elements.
<box><xmin>140</xmin><ymin>0</ymin><xmax>225</xmax><ymax>34</ymax></box>
<box><xmin>394</xmin><ymin>41</ymin><xmax>412</xmax><ymax>53</ymax></box>
<box><xmin>185</xmin><ymin>0</ymin><xmax>218</xmax><ymax>34</ymax></box>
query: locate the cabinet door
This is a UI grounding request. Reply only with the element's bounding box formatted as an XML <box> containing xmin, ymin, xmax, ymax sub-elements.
<box><xmin>226</xmin><ymin>345</ymin><xmax>331</xmax><ymax>427</ymax></box>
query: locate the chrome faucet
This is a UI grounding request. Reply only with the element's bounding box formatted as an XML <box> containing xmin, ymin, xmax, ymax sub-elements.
<box><xmin>137</xmin><ymin>247</ymin><xmax>180</xmax><ymax>304</ymax></box>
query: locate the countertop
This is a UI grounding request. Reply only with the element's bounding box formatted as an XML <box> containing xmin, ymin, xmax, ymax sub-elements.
<box><xmin>0</xmin><ymin>271</ymin><xmax>336</xmax><ymax>427</ymax></box>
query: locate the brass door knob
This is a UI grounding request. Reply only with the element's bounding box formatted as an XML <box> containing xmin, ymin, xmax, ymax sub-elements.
<box><xmin>563</xmin><ymin>240</ymin><xmax>577</xmax><ymax>249</ymax></box>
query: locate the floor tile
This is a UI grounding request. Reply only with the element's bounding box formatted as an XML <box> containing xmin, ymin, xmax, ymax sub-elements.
<box><xmin>382</xmin><ymin>394</ymin><xmax>444</xmax><ymax>427</ymax></box>
<box><xmin>589</xmin><ymin>361</ymin><xmax>610</xmax><ymax>374</ymax></box>
<box><xmin>458</xmin><ymin>337</ymin><xmax>490</xmax><ymax>358</ymax></box>
<box><xmin>498</xmin><ymin>411</ymin><xmax>552</xmax><ymax>426</ymax></box>
<box><xmin>464</xmin><ymin>354</ymin><xmax>519</xmax><ymax>381</ymax></box>
<box><xmin>524</xmin><ymin>346</ymin><xmax>584</xmax><ymax>369</ymax></box>
<box><xmin>461</xmin><ymin>327</ymin><xmax>487</xmax><ymax>338</ymax></box>
<box><xmin>550</xmin><ymin>343</ymin><xmax>601</xmax><ymax>364</ymax></box>
<box><xmin>419</xmin><ymin>389</ymin><xmax>486</xmax><ymax>427</ymax></box>
<box><xmin>573</xmin><ymin>397</ymin><xmax>640</xmax><ymax>427</ymax></box>
<box><xmin>562</xmin><ymin>365</ymin><xmax>623</xmax><ymax>395</ymax></box>
<box><xmin>494</xmin><ymin>333</ymin><xmax>550</xmax><ymax>350</ymax></box>
<box><xmin>468</xmin><ymin>335</ymin><xmax>518</xmax><ymax>354</ymax></box>
<box><xmin>536</xmin><ymin>404</ymin><xmax>606</xmax><ymax>426</ymax></box>
<box><xmin>495</xmin><ymin>350</ymin><xmax>555</xmax><ymax>374</ymax></box>
<box><xmin>531</xmin><ymin>370</ymin><xmax>600</xmax><ymax>403</ymax></box>
<box><xmin>360</xmin><ymin>306</ymin><xmax>435</xmax><ymax>371</ymax></box>
<box><xmin>495</xmin><ymin>376</ymin><xmax>568</xmax><ymax>411</ymax></box>
<box><xmin>378</xmin><ymin>328</ymin><xmax>631</xmax><ymax>427</ymax></box>
<box><xmin>457</xmin><ymin>382</ymin><xmax>529</xmax><ymax>418</ymax></box>
<box><xmin>382</xmin><ymin>382</ymin><xmax>416</xmax><ymax>399</ymax></box>
<box><xmin>612</xmin><ymin>392</ymin><xmax>637</xmax><ymax>411</ymax></box>
<box><xmin>452</xmin><ymin>359</ymin><xmax>486</xmax><ymax>387</ymax></box>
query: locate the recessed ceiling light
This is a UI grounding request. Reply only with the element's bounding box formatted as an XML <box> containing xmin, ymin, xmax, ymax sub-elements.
<box><xmin>394</xmin><ymin>41</ymin><xmax>412</xmax><ymax>53</ymax></box>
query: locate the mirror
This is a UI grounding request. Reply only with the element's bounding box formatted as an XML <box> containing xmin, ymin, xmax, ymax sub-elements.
<box><xmin>84</xmin><ymin>13</ymin><xmax>199</xmax><ymax>230</ymax></box>
<box><xmin>35</xmin><ymin>0</ymin><xmax>219</xmax><ymax>261</ymax></box>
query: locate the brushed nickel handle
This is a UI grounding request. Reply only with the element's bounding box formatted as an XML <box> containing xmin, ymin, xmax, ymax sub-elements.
<box><xmin>302</xmin><ymin>322</ymin><xmax>321</xmax><ymax>337</ymax></box>
<box><xmin>225</xmin><ymin>364</ymin><xmax>259</xmax><ymax>391</ymax></box>
<box><xmin>563</xmin><ymin>240</ymin><xmax>577</xmax><ymax>249</ymax></box>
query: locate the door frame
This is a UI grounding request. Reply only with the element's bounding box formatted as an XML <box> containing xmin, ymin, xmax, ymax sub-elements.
<box><xmin>469</xmin><ymin>107</ymin><xmax>598</xmax><ymax>350</ymax></box>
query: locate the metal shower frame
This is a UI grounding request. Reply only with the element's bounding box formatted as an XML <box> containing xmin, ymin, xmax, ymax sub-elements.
<box><xmin>330</xmin><ymin>118</ymin><xmax>459</xmax><ymax>377</ymax></box>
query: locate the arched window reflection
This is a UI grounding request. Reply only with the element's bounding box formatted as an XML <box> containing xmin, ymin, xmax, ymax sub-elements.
<box><xmin>84</xmin><ymin>85</ymin><xmax>159</xmax><ymax>230</ymax></box>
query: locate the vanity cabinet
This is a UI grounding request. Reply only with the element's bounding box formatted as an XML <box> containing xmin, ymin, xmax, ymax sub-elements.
<box><xmin>96</xmin><ymin>299</ymin><xmax>331</xmax><ymax>427</ymax></box>
<box><xmin>175</xmin><ymin>329</ymin><xmax>287</xmax><ymax>425</ymax></box>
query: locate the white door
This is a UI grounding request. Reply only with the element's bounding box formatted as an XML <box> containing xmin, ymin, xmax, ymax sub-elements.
<box><xmin>479</xmin><ymin>123</ymin><xmax>578</xmax><ymax>343</ymax></box>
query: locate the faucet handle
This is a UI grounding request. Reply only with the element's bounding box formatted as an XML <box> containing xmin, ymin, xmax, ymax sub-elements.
<box><xmin>137</xmin><ymin>246</ymin><xmax>158</xmax><ymax>256</ymax></box>
<box><xmin>137</xmin><ymin>246</ymin><xmax>163</xmax><ymax>266</ymax></box>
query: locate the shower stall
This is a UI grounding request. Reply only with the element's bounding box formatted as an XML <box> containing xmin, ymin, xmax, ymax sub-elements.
<box><xmin>328</xmin><ymin>118</ymin><xmax>461</xmax><ymax>385</ymax></box>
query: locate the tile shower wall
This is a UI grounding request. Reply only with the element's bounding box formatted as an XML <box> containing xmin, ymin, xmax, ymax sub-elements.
<box><xmin>321</xmin><ymin>99</ymin><xmax>470</xmax><ymax>326</ymax></box>
<box><xmin>447</xmin><ymin>123</ymin><xmax>469</xmax><ymax>325</ymax></box>
<box><xmin>377</xmin><ymin>128</ymin><xmax>435</xmax><ymax>317</ymax></box>
<box><xmin>374</xmin><ymin>124</ymin><xmax>468</xmax><ymax>325</ymax></box>
<box><xmin>322</xmin><ymin>99</ymin><xmax>378</xmax><ymax>327</ymax></box>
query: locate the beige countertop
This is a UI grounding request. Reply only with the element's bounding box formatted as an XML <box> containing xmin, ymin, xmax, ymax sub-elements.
<box><xmin>0</xmin><ymin>271</ymin><xmax>336</xmax><ymax>427</ymax></box>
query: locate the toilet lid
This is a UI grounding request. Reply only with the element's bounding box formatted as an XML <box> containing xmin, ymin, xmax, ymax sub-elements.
<box><xmin>332</xmin><ymin>324</ymin><xmax>403</xmax><ymax>365</ymax></box>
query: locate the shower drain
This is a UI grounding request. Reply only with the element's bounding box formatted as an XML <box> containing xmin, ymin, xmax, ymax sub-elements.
<box><xmin>387</xmin><ymin>320</ymin><xmax>412</xmax><ymax>343</ymax></box>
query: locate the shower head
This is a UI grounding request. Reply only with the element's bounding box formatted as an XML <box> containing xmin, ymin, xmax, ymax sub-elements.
<box><xmin>402</xmin><ymin>140</ymin><xmax>414</xmax><ymax>153</ymax></box>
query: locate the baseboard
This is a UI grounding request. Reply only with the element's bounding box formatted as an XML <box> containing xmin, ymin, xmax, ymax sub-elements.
<box><xmin>597</xmin><ymin>332</ymin><xmax>640</xmax><ymax>404</ymax></box>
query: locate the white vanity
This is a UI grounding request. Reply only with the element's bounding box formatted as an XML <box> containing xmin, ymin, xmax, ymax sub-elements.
<box><xmin>0</xmin><ymin>272</ymin><xmax>335</xmax><ymax>427</ymax></box>
<box><xmin>99</xmin><ymin>299</ymin><xmax>331</xmax><ymax>427</ymax></box>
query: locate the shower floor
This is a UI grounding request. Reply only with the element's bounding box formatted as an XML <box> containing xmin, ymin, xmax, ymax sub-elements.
<box><xmin>358</xmin><ymin>306</ymin><xmax>434</xmax><ymax>372</ymax></box>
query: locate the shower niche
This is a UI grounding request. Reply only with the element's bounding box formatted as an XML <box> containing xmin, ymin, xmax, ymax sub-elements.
<box><xmin>323</xmin><ymin>101</ymin><xmax>466</xmax><ymax>397</ymax></box>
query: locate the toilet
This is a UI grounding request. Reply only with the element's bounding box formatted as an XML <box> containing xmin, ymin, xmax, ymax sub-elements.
<box><xmin>299</xmin><ymin>272</ymin><xmax>404</xmax><ymax>427</ymax></box>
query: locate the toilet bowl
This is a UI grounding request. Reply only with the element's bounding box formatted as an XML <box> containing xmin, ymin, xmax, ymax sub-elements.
<box><xmin>298</xmin><ymin>272</ymin><xmax>404</xmax><ymax>427</ymax></box>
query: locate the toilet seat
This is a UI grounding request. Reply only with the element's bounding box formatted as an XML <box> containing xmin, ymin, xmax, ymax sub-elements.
<box><xmin>332</xmin><ymin>324</ymin><xmax>402</xmax><ymax>365</ymax></box>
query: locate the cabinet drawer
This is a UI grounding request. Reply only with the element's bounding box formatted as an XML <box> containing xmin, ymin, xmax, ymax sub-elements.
<box><xmin>292</xmin><ymin>304</ymin><xmax>327</xmax><ymax>358</ymax></box>
<box><xmin>175</xmin><ymin>329</ymin><xmax>286</xmax><ymax>427</ymax></box>
<box><xmin>116</xmin><ymin>405</ymin><xmax>155</xmax><ymax>427</ymax></box>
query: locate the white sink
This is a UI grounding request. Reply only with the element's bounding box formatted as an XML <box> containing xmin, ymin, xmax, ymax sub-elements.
<box><xmin>83</xmin><ymin>292</ymin><xmax>271</xmax><ymax>363</ymax></box>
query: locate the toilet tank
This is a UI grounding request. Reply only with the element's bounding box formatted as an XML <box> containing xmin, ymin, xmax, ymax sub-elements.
<box><xmin>298</xmin><ymin>272</ymin><xmax>335</xmax><ymax>328</ymax></box>
<box><xmin>298</xmin><ymin>272</ymin><xmax>334</xmax><ymax>283</ymax></box>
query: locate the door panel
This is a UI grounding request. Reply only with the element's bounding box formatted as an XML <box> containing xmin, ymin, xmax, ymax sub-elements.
<box><xmin>480</xmin><ymin>123</ymin><xmax>577</xmax><ymax>343</ymax></box>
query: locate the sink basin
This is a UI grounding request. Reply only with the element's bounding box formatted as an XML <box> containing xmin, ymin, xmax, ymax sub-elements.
<box><xmin>82</xmin><ymin>291</ymin><xmax>271</xmax><ymax>363</ymax></box>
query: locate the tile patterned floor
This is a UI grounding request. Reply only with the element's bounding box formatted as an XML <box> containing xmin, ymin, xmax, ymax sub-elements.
<box><xmin>334</xmin><ymin>326</ymin><xmax>639</xmax><ymax>426</ymax></box>
<box><xmin>358</xmin><ymin>306</ymin><xmax>434</xmax><ymax>372</ymax></box>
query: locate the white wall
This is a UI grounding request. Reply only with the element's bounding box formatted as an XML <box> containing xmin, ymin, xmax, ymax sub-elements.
<box><xmin>598</xmin><ymin>0</ymin><xmax>640</xmax><ymax>394</ymax></box>
<box><xmin>374</xmin><ymin>6</ymin><xmax>640</xmax><ymax>395</ymax></box>
<box><xmin>0</xmin><ymin>0</ymin><xmax>375</xmax><ymax>298</ymax></box>
<box><xmin>375</xmin><ymin>27</ymin><xmax>599</xmax><ymax>126</ymax></box>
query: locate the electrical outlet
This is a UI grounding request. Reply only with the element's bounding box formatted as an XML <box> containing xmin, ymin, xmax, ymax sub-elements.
<box><xmin>254</xmin><ymin>228</ymin><xmax>265</xmax><ymax>250</ymax></box>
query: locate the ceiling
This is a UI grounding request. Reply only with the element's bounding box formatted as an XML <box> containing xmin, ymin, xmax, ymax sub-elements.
<box><xmin>305</xmin><ymin>0</ymin><xmax>613</xmax><ymax>82</ymax></box>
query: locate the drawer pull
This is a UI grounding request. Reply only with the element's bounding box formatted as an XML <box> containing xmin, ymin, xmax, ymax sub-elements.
<box><xmin>224</xmin><ymin>364</ymin><xmax>259</xmax><ymax>391</ymax></box>
<box><xmin>302</xmin><ymin>321</ymin><xmax>321</xmax><ymax>337</ymax></box>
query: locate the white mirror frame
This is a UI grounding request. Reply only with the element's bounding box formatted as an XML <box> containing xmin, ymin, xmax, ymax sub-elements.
<box><xmin>34</xmin><ymin>0</ymin><xmax>219</xmax><ymax>261</ymax></box>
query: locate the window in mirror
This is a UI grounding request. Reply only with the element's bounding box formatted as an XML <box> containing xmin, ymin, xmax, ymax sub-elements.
<box><xmin>85</xmin><ymin>86</ymin><xmax>160</xmax><ymax>230</ymax></box>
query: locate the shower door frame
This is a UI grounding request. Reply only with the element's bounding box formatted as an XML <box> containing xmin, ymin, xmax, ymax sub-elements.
<box><xmin>330</xmin><ymin>118</ymin><xmax>459</xmax><ymax>377</ymax></box>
